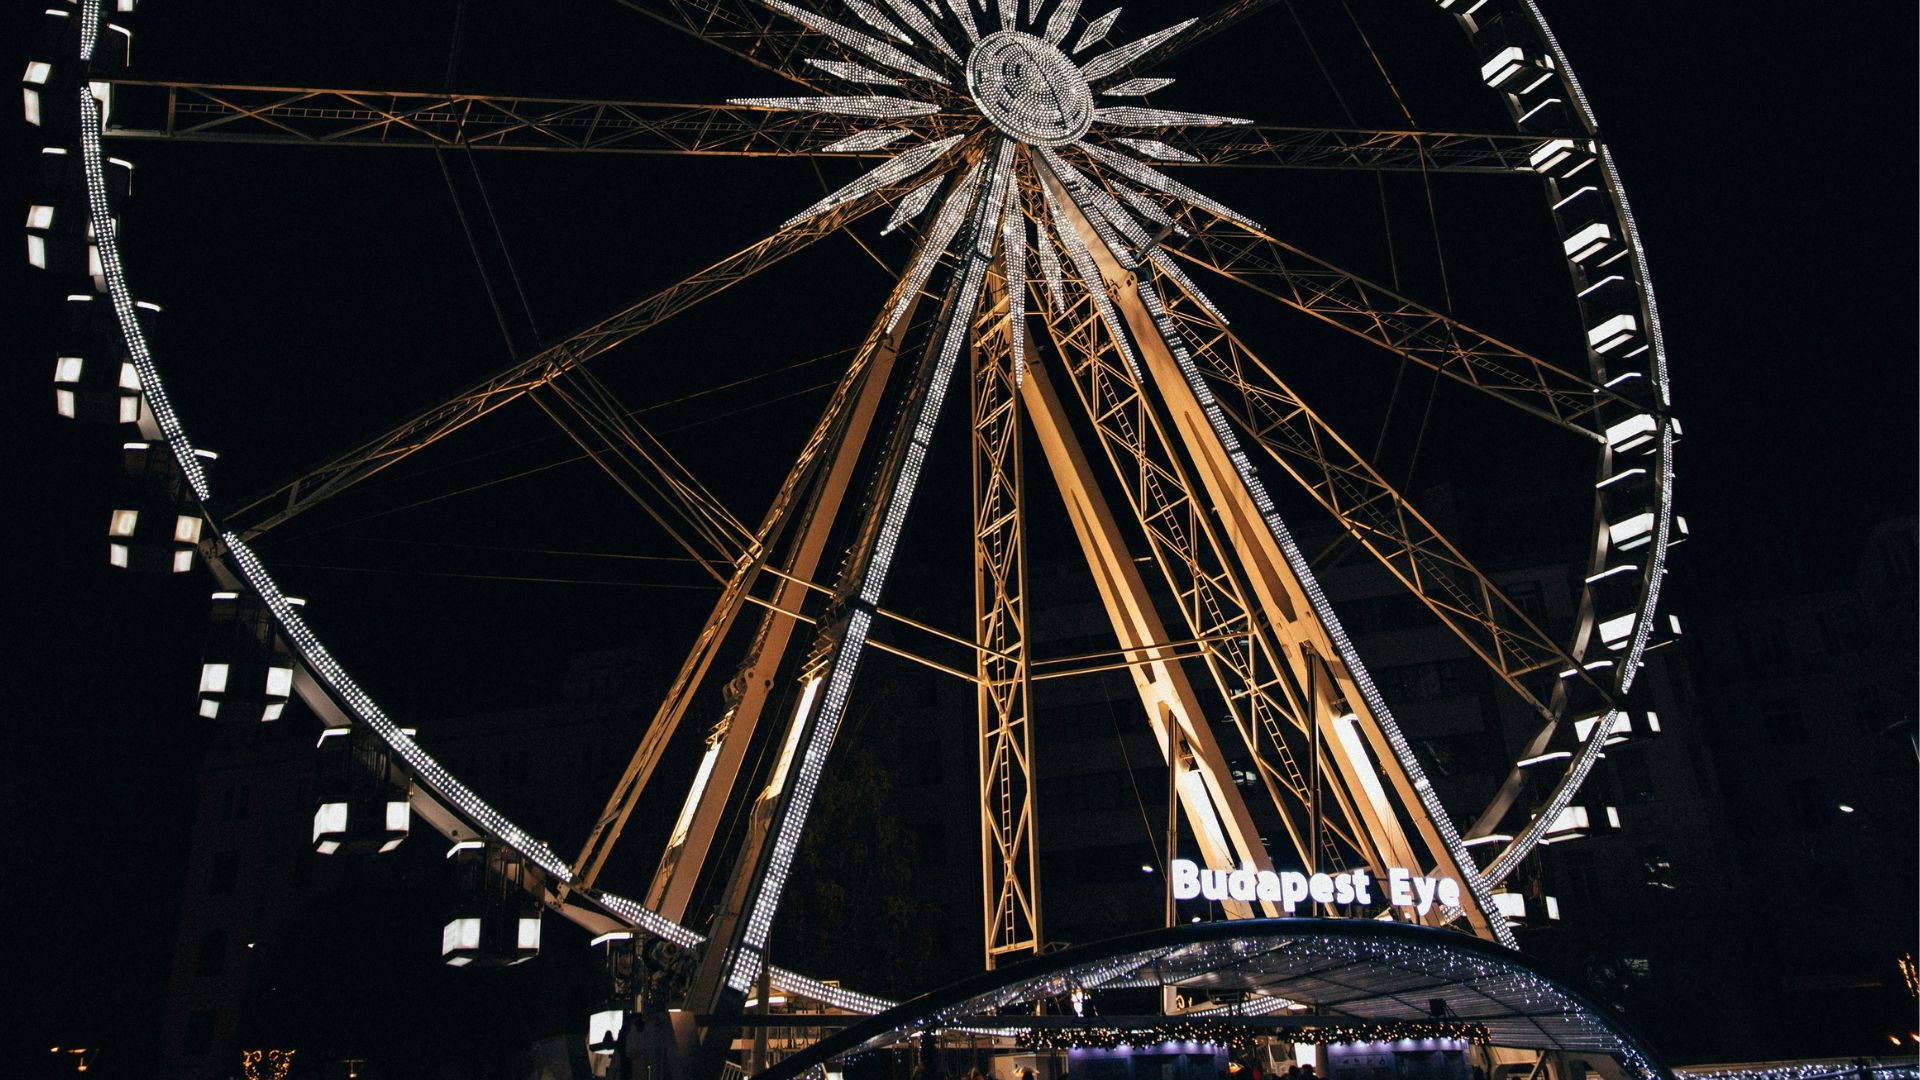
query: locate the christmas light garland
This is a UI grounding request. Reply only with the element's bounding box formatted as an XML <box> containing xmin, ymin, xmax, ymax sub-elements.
<box><xmin>1014</xmin><ymin>1019</ymin><xmax>1491</xmax><ymax>1051</ymax></box>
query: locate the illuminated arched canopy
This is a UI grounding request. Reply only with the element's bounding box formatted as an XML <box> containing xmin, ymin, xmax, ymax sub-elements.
<box><xmin>764</xmin><ymin>919</ymin><xmax>1666</xmax><ymax>1080</ymax></box>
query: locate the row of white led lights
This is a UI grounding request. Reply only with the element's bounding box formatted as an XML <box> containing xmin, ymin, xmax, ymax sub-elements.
<box><xmin>29</xmin><ymin>0</ymin><xmax>898</xmax><ymax>1020</ymax></box>
<box><xmin>1434</xmin><ymin>0</ymin><xmax>1685</xmax><ymax>896</ymax></box>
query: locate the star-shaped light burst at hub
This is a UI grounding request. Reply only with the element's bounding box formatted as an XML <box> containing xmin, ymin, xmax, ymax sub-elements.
<box><xmin>731</xmin><ymin>0</ymin><xmax>1259</xmax><ymax>380</ymax></box>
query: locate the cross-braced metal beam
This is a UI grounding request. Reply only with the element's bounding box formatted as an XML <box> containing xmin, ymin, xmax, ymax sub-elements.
<box><xmin>1146</xmin><ymin>259</ymin><xmax>1612</xmax><ymax>722</ymax></box>
<box><xmin>99</xmin><ymin>82</ymin><xmax>1547</xmax><ymax>174</ymax></box>
<box><xmin>1161</xmin><ymin>210</ymin><xmax>1626</xmax><ymax>438</ymax></box>
<box><xmin>973</xmin><ymin>259</ymin><xmax>1040</xmax><ymax>967</ymax></box>
<box><xmin>1032</xmin><ymin>164</ymin><xmax>1368</xmax><ymax>875</ymax></box>
<box><xmin>100</xmin><ymin>80</ymin><xmax>938</xmax><ymax>156</ymax></box>
<box><xmin>1039</xmin><ymin>160</ymin><xmax>1506</xmax><ymax>941</ymax></box>
<box><xmin>1021</xmin><ymin>310</ymin><xmax>1280</xmax><ymax>922</ymax></box>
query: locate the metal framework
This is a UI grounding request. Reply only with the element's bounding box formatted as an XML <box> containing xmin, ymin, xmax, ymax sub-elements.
<box><xmin>98</xmin><ymin>81</ymin><xmax>1554</xmax><ymax>173</ymax></box>
<box><xmin>42</xmin><ymin>0</ymin><xmax>1679</xmax><ymax>1073</ymax></box>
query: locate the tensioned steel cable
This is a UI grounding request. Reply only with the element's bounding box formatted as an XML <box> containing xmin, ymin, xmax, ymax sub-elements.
<box><xmin>434</xmin><ymin>1</ymin><xmax>528</xmax><ymax>363</ymax></box>
<box><xmin>547</xmin><ymin>368</ymin><xmax>756</xmax><ymax>568</ymax></box>
<box><xmin>1105</xmin><ymin>693</ymin><xmax>1167</xmax><ymax>875</ymax></box>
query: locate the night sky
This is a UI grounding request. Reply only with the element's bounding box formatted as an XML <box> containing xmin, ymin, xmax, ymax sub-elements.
<box><xmin>5</xmin><ymin>0</ymin><xmax>1915</xmax><ymax>1072</ymax></box>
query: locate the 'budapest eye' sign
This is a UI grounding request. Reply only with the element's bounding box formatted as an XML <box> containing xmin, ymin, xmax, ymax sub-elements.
<box><xmin>1169</xmin><ymin>858</ymin><xmax>1462</xmax><ymax>916</ymax></box>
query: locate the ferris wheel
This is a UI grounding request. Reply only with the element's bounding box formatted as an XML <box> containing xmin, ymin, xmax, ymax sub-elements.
<box><xmin>29</xmin><ymin>0</ymin><xmax>1679</xmax><ymax>1049</ymax></box>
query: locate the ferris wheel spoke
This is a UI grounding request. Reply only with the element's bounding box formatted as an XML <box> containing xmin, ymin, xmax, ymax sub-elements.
<box><xmin>1104</xmin><ymin>124</ymin><xmax>1559</xmax><ymax>173</ymax></box>
<box><xmin>1034</xmin><ymin>166</ymin><xmax>1509</xmax><ymax>940</ymax></box>
<box><xmin>226</xmin><ymin>177</ymin><xmax>922</xmax><ymax>537</ymax></box>
<box><xmin>1145</xmin><ymin>258</ymin><xmax>1611</xmax><ymax>724</ymax></box>
<box><xmin>1166</xmin><ymin>214</ymin><xmax>1624</xmax><ymax>439</ymax></box>
<box><xmin>571</xmin><ymin>254</ymin><xmax>938</xmax><ymax>900</ymax></box>
<box><xmin>100</xmin><ymin>81</ymin><xmax>956</xmax><ymax>157</ymax></box>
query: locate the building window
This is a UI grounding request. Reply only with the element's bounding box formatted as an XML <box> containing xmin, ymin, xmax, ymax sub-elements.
<box><xmin>207</xmin><ymin>850</ymin><xmax>239</xmax><ymax>895</ymax></box>
<box><xmin>195</xmin><ymin>929</ymin><xmax>228</xmax><ymax>977</ymax></box>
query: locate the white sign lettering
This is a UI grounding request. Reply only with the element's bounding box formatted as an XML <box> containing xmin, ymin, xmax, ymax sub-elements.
<box><xmin>1169</xmin><ymin>858</ymin><xmax>1461</xmax><ymax>916</ymax></box>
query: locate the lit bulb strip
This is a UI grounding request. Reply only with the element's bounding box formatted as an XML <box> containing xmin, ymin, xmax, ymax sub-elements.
<box><xmin>1114</xmin><ymin>185</ymin><xmax>1184</xmax><ymax>237</ymax></box>
<box><xmin>752</xmin><ymin>0</ymin><xmax>945</xmax><ymax>83</ymax></box>
<box><xmin>1042</xmin><ymin>0</ymin><xmax>1083</xmax><ymax>45</ymax></box>
<box><xmin>887</xmin><ymin>157</ymin><xmax>987</xmax><ymax>331</ymax></box>
<box><xmin>730</xmin><ymin>94</ymin><xmax>939</xmax><ymax>119</ymax></box>
<box><xmin>1072</xmin><ymin>8</ymin><xmax>1120</xmax><ymax>54</ymax></box>
<box><xmin>1486</xmin><ymin>426</ymin><xmax>1671</xmax><ymax>884</ymax></box>
<box><xmin>1093</xmin><ymin>105</ymin><xmax>1250</xmax><ymax>128</ymax></box>
<box><xmin>1038</xmin><ymin>145</ymin><xmax>1152</xmax><ymax>254</ymax></box>
<box><xmin>882</xmin><ymin>173</ymin><xmax>945</xmax><ymax>235</ymax></box>
<box><xmin>941</xmin><ymin>0</ymin><xmax>980</xmax><ymax>43</ymax></box>
<box><xmin>880</xmin><ymin>0</ymin><xmax>962</xmax><ymax>64</ymax></box>
<box><xmin>1439</xmin><ymin>1</ymin><xmax>1674</xmax><ymax>883</ymax></box>
<box><xmin>779</xmin><ymin>133</ymin><xmax>963</xmax><ymax>228</ymax></box>
<box><xmin>1102</xmin><ymin>77</ymin><xmax>1174</xmax><ymax>96</ymax></box>
<box><xmin>1032</xmin><ymin>210</ymin><xmax>1066</xmax><ymax>309</ymax></box>
<box><xmin>77</xmin><ymin>95</ymin><xmax>207</xmax><ymax>498</ymax></box>
<box><xmin>1111</xmin><ymin>136</ymin><xmax>1197</xmax><ymax>163</ymax></box>
<box><xmin>845</xmin><ymin>0</ymin><xmax>913</xmax><ymax>44</ymax></box>
<box><xmin>1077</xmin><ymin>140</ymin><xmax>1259</xmax><ymax>229</ymax></box>
<box><xmin>806</xmin><ymin>58</ymin><xmax>903</xmax><ymax>88</ymax></box>
<box><xmin>226</xmin><ymin>536</ymin><xmax>574</xmax><ymax>880</ymax></box>
<box><xmin>1147</xmin><ymin>251</ymin><xmax>1226</xmax><ymax>325</ymax></box>
<box><xmin>820</xmin><ymin>127</ymin><xmax>911</xmax><ymax>153</ymax></box>
<box><xmin>1514</xmin><ymin>0</ymin><xmax>1670</xmax><ymax>407</ymax></box>
<box><xmin>1131</xmin><ymin>277</ymin><xmax>1516</xmax><ymax>949</ymax></box>
<box><xmin>1040</xmin><ymin>168</ymin><xmax>1143</xmax><ymax>380</ymax></box>
<box><xmin>1078</xmin><ymin>18</ymin><xmax>1194</xmax><ymax>82</ymax></box>
<box><xmin>70</xmin><ymin>0</ymin><xmax>907</xmax><ymax>1011</ymax></box>
<box><xmin>1000</xmin><ymin>170</ymin><xmax>1028</xmax><ymax>381</ymax></box>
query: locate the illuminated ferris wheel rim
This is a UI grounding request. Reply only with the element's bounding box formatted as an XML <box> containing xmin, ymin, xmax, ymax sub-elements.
<box><xmin>56</xmin><ymin>0</ymin><xmax>1675</xmax><ymax>1010</ymax></box>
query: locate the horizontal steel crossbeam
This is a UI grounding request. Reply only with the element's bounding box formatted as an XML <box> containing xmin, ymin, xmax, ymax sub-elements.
<box><xmin>1168</xmin><ymin>215</ymin><xmax>1622</xmax><ymax>437</ymax></box>
<box><xmin>102</xmin><ymin>81</ymin><xmax>941</xmax><ymax>157</ymax></box>
<box><xmin>1161</xmin><ymin>125</ymin><xmax>1554</xmax><ymax>173</ymax></box>
<box><xmin>102</xmin><ymin>83</ymin><xmax>1541</xmax><ymax>173</ymax></box>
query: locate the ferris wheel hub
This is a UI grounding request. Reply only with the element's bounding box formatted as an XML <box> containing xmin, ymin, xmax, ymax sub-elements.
<box><xmin>965</xmin><ymin>31</ymin><xmax>1094</xmax><ymax>146</ymax></box>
